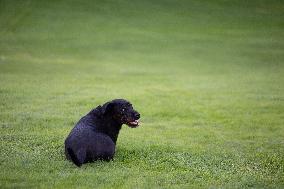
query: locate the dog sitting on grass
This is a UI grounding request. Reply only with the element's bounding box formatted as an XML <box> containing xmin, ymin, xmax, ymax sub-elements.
<box><xmin>65</xmin><ymin>99</ymin><xmax>140</xmax><ymax>167</ymax></box>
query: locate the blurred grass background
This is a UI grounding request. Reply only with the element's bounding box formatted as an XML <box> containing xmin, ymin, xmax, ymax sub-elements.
<box><xmin>0</xmin><ymin>0</ymin><xmax>284</xmax><ymax>188</ymax></box>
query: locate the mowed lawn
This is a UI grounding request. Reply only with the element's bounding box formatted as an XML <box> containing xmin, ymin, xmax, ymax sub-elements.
<box><xmin>0</xmin><ymin>0</ymin><xmax>284</xmax><ymax>188</ymax></box>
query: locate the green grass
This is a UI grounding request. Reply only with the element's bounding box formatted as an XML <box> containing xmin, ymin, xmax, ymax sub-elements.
<box><xmin>1</xmin><ymin>0</ymin><xmax>284</xmax><ymax>188</ymax></box>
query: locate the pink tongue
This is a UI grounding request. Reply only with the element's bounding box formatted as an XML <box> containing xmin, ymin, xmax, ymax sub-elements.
<box><xmin>130</xmin><ymin>120</ymin><xmax>139</xmax><ymax>125</ymax></box>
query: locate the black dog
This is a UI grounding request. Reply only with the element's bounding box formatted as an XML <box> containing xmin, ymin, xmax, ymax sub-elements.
<box><xmin>64</xmin><ymin>99</ymin><xmax>140</xmax><ymax>167</ymax></box>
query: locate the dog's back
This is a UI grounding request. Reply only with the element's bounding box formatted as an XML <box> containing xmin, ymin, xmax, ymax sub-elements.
<box><xmin>65</xmin><ymin>112</ymin><xmax>115</xmax><ymax>166</ymax></box>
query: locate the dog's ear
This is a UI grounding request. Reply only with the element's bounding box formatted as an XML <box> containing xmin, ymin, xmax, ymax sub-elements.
<box><xmin>101</xmin><ymin>101</ymin><xmax>115</xmax><ymax>115</ymax></box>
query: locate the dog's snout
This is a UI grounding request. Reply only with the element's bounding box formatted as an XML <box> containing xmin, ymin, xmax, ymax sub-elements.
<box><xmin>134</xmin><ymin>112</ymin><xmax>140</xmax><ymax>119</ymax></box>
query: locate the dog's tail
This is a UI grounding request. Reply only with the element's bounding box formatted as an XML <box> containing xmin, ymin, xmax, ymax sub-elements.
<box><xmin>67</xmin><ymin>147</ymin><xmax>83</xmax><ymax>167</ymax></box>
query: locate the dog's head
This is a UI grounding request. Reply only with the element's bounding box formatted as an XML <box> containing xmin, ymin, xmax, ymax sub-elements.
<box><xmin>101</xmin><ymin>99</ymin><xmax>140</xmax><ymax>128</ymax></box>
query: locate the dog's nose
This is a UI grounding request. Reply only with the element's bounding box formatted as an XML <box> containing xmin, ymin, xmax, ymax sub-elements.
<box><xmin>134</xmin><ymin>112</ymin><xmax>140</xmax><ymax>119</ymax></box>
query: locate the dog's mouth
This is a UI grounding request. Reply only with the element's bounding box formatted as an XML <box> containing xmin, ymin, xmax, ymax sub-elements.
<box><xmin>126</xmin><ymin>120</ymin><xmax>139</xmax><ymax>128</ymax></box>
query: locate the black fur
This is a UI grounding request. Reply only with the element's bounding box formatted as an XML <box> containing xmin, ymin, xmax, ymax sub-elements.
<box><xmin>65</xmin><ymin>99</ymin><xmax>140</xmax><ymax>167</ymax></box>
